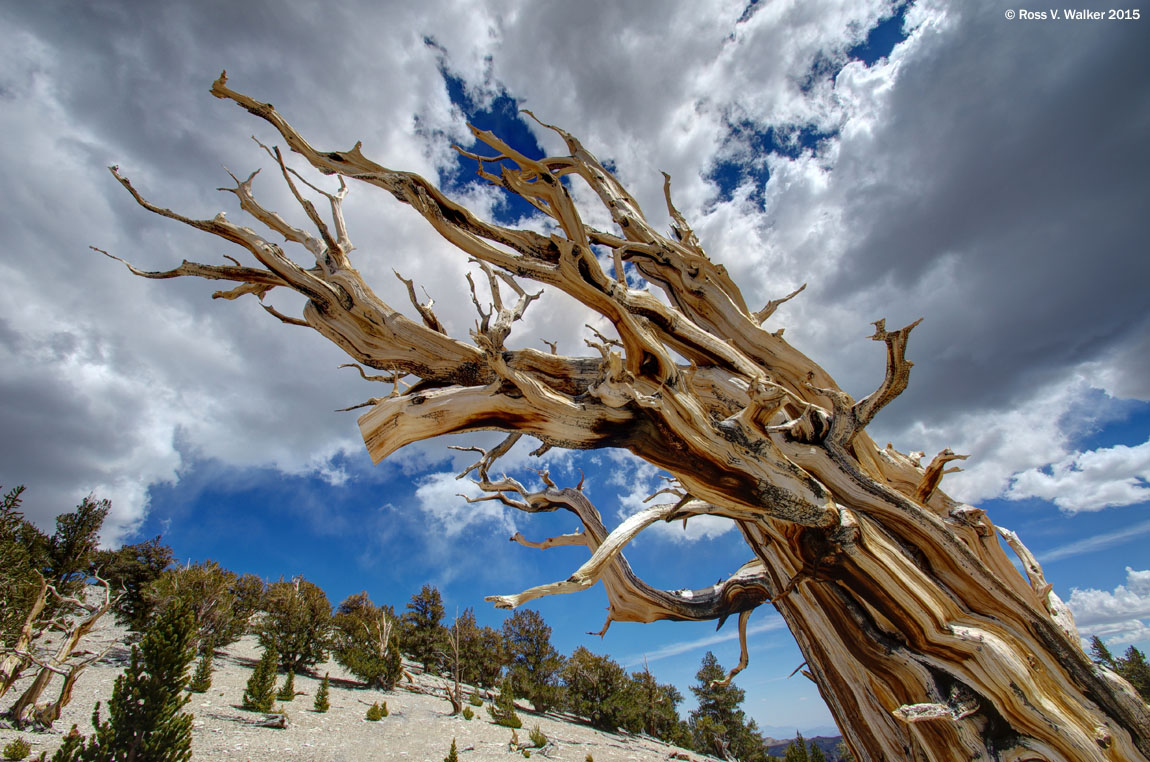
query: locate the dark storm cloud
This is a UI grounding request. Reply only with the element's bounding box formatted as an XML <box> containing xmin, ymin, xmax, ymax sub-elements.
<box><xmin>820</xmin><ymin>6</ymin><xmax>1150</xmax><ymax>430</ymax></box>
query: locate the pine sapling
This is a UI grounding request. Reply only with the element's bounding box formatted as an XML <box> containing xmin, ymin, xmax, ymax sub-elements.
<box><xmin>243</xmin><ymin>644</ymin><xmax>278</xmax><ymax>712</ymax></box>
<box><xmin>314</xmin><ymin>673</ymin><xmax>330</xmax><ymax>713</ymax></box>
<box><xmin>487</xmin><ymin>678</ymin><xmax>522</xmax><ymax>728</ymax></box>
<box><xmin>365</xmin><ymin>702</ymin><xmax>383</xmax><ymax>721</ymax></box>
<box><xmin>381</xmin><ymin>700</ymin><xmax>389</xmax><ymax>717</ymax></box>
<box><xmin>2</xmin><ymin>738</ymin><xmax>31</xmax><ymax>760</ymax></box>
<box><xmin>276</xmin><ymin>670</ymin><xmax>296</xmax><ymax>701</ymax></box>
<box><xmin>462</xmin><ymin>706</ymin><xmax>474</xmax><ymax>721</ymax></box>
<box><xmin>468</xmin><ymin>692</ymin><xmax>483</xmax><ymax>707</ymax></box>
<box><xmin>529</xmin><ymin>724</ymin><xmax>547</xmax><ymax>748</ymax></box>
<box><xmin>189</xmin><ymin>643</ymin><xmax>213</xmax><ymax>693</ymax></box>
<box><xmin>443</xmin><ymin>737</ymin><xmax>459</xmax><ymax>762</ymax></box>
<box><xmin>49</xmin><ymin>606</ymin><xmax>196</xmax><ymax>762</ymax></box>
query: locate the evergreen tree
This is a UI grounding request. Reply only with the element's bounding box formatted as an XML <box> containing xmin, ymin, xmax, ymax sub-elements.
<box><xmin>783</xmin><ymin>731</ymin><xmax>809</xmax><ymax>762</ymax></box>
<box><xmin>52</xmin><ymin>604</ymin><xmax>195</xmax><ymax>762</ymax></box>
<box><xmin>808</xmin><ymin>738</ymin><xmax>828</xmax><ymax>762</ymax></box>
<box><xmin>688</xmin><ymin>652</ymin><xmax>767</xmax><ymax>761</ymax></box>
<box><xmin>476</xmin><ymin>623</ymin><xmax>508</xmax><ymax>688</ymax></box>
<box><xmin>45</xmin><ymin>496</ymin><xmax>109</xmax><ymax>599</ymax></box>
<box><xmin>1090</xmin><ymin>635</ymin><xmax>1150</xmax><ymax>701</ymax></box>
<box><xmin>502</xmin><ymin>609</ymin><xmax>564</xmax><ymax>712</ymax></box>
<box><xmin>331</xmin><ymin>592</ymin><xmax>404</xmax><ymax>689</ymax></box>
<box><xmin>403</xmin><ymin>585</ymin><xmax>447</xmax><ymax>674</ymax></box>
<box><xmin>1090</xmin><ymin>635</ymin><xmax>1117</xmax><ymax>669</ymax></box>
<box><xmin>93</xmin><ymin>537</ymin><xmax>174</xmax><ymax>632</ymax></box>
<box><xmin>243</xmin><ymin>644</ymin><xmax>278</xmax><ymax>712</ymax></box>
<box><xmin>314</xmin><ymin>673</ymin><xmax>330</xmax><ymax>713</ymax></box>
<box><xmin>257</xmin><ymin>576</ymin><xmax>331</xmax><ymax>673</ymax></box>
<box><xmin>444</xmin><ymin>737</ymin><xmax>459</xmax><ymax>762</ymax></box>
<box><xmin>560</xmin><ymin>647</ymin><xmax>636</xmax><ymax>731</ymax></box>
<box><xmin>0</xmin><ymin>485</ymin><xmax>43</xmax><ymax>645</ymax></box>
<box><xmin>276</xmin><ymin>670</ymin><xmax>296</xmax><ymax>701</ymax></box>
<box><xmin>488</xmin><ymin>676</ymin><xmax>523</xmax><ymax>728</ymax></box>
<box><xmin>629</xmin><ymin>664</ymin><xmax>683</xmax><ymax>741</ymax></box>
<box><xmin>452</xmin><ymin>608</ymin><xmax>507</xmax><ymax>688</ymax></box>
<box><xmin>188</xmin><ymin>642</ymin><xmax>213</xmax><ymax>693</ymax></box>
<box><xmin>1118</xmin><ymin>645</ymin><xmax>1150</xmax><ymax>699</ymax></box>
<box><xmin>146</xmin><ymin>561</ymin><xmax>256</xmax><ymax>650</ymax></box>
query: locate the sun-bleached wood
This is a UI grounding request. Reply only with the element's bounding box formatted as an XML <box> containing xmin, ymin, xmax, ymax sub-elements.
<box><xmin>102</xmin><ymin>72</ymin><xmax>1150</xmax><ymax>761</ymax></box>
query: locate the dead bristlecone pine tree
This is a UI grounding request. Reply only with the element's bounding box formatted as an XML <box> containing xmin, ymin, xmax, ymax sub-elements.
<box><xmin>101</xmin><ymin>71</ymin><xmax>1150</xmax><ymax>761</ymax></box>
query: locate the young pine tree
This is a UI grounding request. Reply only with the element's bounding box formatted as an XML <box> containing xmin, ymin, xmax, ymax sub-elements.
<box><xmin>444</xmin><ymin>737</ymin><xmax>459</xmax><ymax>762</ymax></box>
<box><xmin>276</xmin><ymin>670</ymin><xmax>296</xmax><ymax>702</ymax></box>
<box><xmin>488</xmin><ymin>677</ymin><xmax>523</xmax><ymax>729</ymax></box>
<box><xmin>243</xmin><ymin>644</ymin><xmax>278</xmax><ymax>712</ymax></box>
<box><xmin>188</xmin><ymin>642</ymin><xmax>213</xmax><ymax>693</ymax></box>
<box><xmin>51</xmin><ymin>604</ymin><xmax>196</xmax><ymax>762</ymax></box>
<box><xmin>314</xmin><ymin>673</ymin><xmax>331</xmax><ymax>713</ymax></box>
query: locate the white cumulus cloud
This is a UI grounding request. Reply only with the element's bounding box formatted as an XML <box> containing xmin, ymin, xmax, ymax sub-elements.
<box><xmin>1006</xmin><ymin>439</ymin><xmax>1150</xmax><ymax>512</ymax></box>
<box><xmin>1068</xmin><ymin>567</ymin><xmax>1150</xmax><ymax>645</ymax></box>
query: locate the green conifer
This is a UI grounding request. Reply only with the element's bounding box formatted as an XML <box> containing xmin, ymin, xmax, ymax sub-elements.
<box><xmin>487</xmin><ymin>677</ymin><xmax>522</xmax><ymax>728</ymax></box>
<box><xmin>243</xmin><ymin>644</ymin><xmax>278</xmax><ymax>712</ymax></box>
<box><xmin>462</xmin><ymin>706</ymin><xmax>474</xmax><ymax>720</ymax></box>
<box><xmin>314</xmin><ymin>673</ymin><xmax>331</xmax><ymax>713</ymax></box>
<box><xmin>276</xmin><ymin>670</ymin><xmax>296</xmax><ymax>701</ymax></box>
<box><xmin>50</xmin><ymin>605</ymin><xmax>196</xmax><ymax>762</ymax></box>
<box><xmin>381</xmin><ymin>700</ymin><xmax>389</xmax><ymax>717</ymax></box>
<box><xmin>188</xmin><ymin>642</ymin><xmax>213</xmax><ymax>693</ymax></box>
<box><xmin>366</xmin><ymin>702</ymin><xmax>384</xmax><ymax>721</ymax></box>
<box><xmin>2</xmin><ymin>737</ymin><xmax>31</xmax><ymax>760</ymax></box>
<box><xmin>783</xmin><ymin>731</ymin><xmax>809</xmax><ymax>762</ymax></box>
<box><xmin>443</xmin><ymin>737</ymin><xmax>459</xmax><ymax>762</ymax></box>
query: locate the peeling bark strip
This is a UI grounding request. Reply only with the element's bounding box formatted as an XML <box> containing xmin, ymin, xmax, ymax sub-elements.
<box><xmin>101</xmin><ymin>72</ymin><xmax>1150</xmax><ymax>761</ymax></box>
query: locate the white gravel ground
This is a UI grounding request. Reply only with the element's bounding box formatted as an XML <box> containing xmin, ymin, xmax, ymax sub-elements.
<box><xmin>0</xmin><ymin>615</ymin><xmax>713</xmax><ymax>762</ymax></box>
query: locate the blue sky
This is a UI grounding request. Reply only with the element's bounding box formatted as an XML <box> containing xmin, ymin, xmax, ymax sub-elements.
<box><xmin>1</xmin><ymin>0</ymin><xmax>1148</xmax><ymax>739</ymax></box>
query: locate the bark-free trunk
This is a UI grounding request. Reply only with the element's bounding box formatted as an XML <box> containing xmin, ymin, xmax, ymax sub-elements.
<box><xmin>102</xmin><ymin>72</ymin><xmax>1149</xmax><ymax>761</ymax></box>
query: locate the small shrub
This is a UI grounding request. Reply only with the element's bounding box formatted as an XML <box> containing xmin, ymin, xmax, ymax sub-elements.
<box><xmin>586</xmin><ymin>756</ymin><xmax>595</xmax><ymax>762</ymax></box>
<box><xmin>243</xmin><ymin>644</ymin><xmax>278</xmax><ymax>712</ymax></box>
<box><xmin>529</xmin><ymin>724</ymin><xmax>547</xmax><ymax>748</ymax></box>
<box><xmin>314</xmin><ymin>673</ymin><xmax>330</xmax><ymax>713</ymax></box>
<box><xmin>522</xmin><ymin>751</ymin><xmax>531</xmax><ymax>759</ymax></box>
<box><xmin>487</xmin><ymin>678</ymin><xmax>522</xmax><ymax>728</ymax></box>
<box><xmin>365</xmin><ymin>702</ymin><xmax>384</xmax><ymax>721</ymax></box>
<box><xmin>468</xmin><ymin>692</ymin><xmax>483</xmax><ymax>707</ymax></box>
<box><xmin>381</xmin><ymin>700</ymin><xmax>389</xmax><ymax>717</ymax></box>
<box><xmin>276</xmin><ymin>671</ymin><xmax>296</xmax><ymax>701</ymax></box>
<box><xmin>462</xmin><ymin>706</ymin><xmax>474</xmax><ymax>721</ymax></box>
<box><xmin>444</xmin><ymin>737</ymin><xmax>459</xmax><ymax>762</ymax></box>
<box><xmin>189</xmin><ymin>645</ymin><xmax>213</xmax><ymax>692</ymax></box>
<box><xmin>2</xmin><ymin>738</ymin><xmax>31</xmax><ymax>760</ymax></box>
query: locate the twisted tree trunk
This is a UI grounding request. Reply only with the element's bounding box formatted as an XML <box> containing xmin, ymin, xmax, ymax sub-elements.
<box><xmin>101</xmin><ymin>72</ymin><xmax>1149</xmax><ymax>761</ymax></box>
